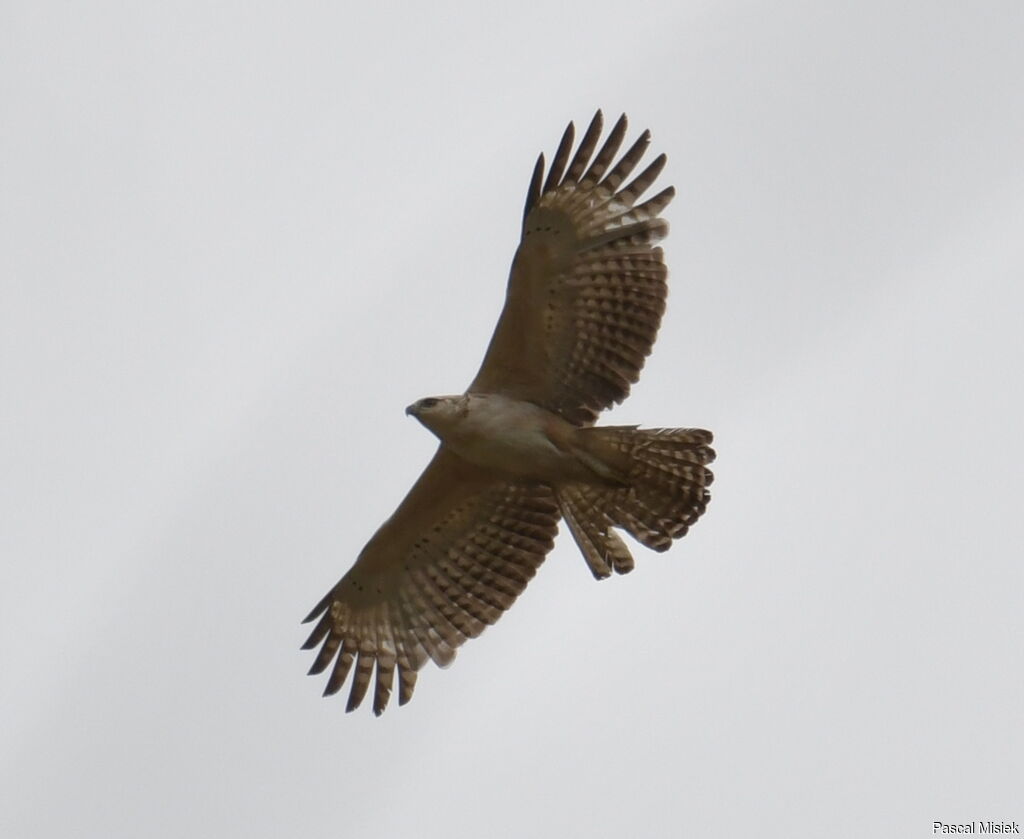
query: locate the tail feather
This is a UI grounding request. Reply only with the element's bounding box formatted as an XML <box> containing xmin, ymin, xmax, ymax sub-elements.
<box><xmin>556</xmin><ymin>427</ymin><xmax>714</xmax><ymax>579</ymax></box>
<box><xmin>558</xmin><ymin>484</ymin><xmax>635</xmax><ymax>579</ymax></box>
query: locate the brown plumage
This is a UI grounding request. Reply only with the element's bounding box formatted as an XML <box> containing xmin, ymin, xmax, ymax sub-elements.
<box><xmin>471</xmin><ymin>111</ymin><xmax>673</xmax><ymax>426</ymax></box>
<box><xmin>303</xmin><ymin>112</ymin><xmax>714</xmax><ymax>714</ymax></box>
<box><xmin>556</xmin><ymin>428</ymin><xmax>714</xmax><ymax>579</ymax></box>
<box><xmin>302</xmin><ymin>450</ymin><xmax>559</xmax><ymax>714</ymax></box>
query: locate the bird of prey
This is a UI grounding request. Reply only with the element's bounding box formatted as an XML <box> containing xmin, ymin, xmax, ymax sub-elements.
<box><xmin>302</xmin><ymin>111</ymin><xmax>715</xmax><ymax>715</ymax></box>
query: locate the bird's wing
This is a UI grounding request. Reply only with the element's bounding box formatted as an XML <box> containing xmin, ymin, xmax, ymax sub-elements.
<box><xmin>468</xmin><ymin>111</ymin><xmax>674</xmax><ymax>425</ymax></box>
<box><xmin>302</xmin><ymin>447</ymin><xmax>560</xmax><ymax>715</ymax></box>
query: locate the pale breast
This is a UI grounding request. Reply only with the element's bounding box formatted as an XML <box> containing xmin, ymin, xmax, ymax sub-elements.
<box><xmin>443</xmin><ymin>394</ymin><xmax>581</xmax><ymax>480</ymax></box>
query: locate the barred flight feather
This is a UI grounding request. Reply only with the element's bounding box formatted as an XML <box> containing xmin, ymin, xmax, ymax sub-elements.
<box><xmin>303</xmin><ymin>457</ymin><xmax>559</xmax><ymax>715</ymax></box>
<box><xmin>557</xmin><ymin>427</ymin><xmax>715</xmax><ymax>577</ymax></box>
<box><xmin>471</xmin><ymin>110</ymin><xmax>675</xmax><ymax>425</ymax></box>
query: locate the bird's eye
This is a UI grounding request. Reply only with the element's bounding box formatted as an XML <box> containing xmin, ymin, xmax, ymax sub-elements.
<box><xmin>420</xmin><ymin>398</ymin><xmax>438</xmax><ymax>409</ymax></box>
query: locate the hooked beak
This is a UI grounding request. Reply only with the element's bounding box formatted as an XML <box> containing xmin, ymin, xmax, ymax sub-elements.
<box><xmin>405</xmin><ymin>402</ymin><xmax>417</xmax><ymax>417</ymax></box>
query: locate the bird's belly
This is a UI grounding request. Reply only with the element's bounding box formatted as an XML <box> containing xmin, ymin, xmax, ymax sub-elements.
<box><xmin>443</xmin><ymin>397</ymin><xmax>582</xmax><ymax>481</ymax></box>
<box><xmin>454</xmin><ymin>427</ymin><xmax>564</xmax><ymax>477</ymax></box>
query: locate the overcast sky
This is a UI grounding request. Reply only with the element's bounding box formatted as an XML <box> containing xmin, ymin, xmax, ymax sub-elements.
<box><xmin>2</xmin><ymin>2</ymin><xmax>1021</xmax><ymax>837</ymax></box>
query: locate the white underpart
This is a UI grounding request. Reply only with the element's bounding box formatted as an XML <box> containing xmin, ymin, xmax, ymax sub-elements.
<box><xmin>430</xmin><ymin>394</ymin><xmax>574</xmax><ymax>480</ymax></box>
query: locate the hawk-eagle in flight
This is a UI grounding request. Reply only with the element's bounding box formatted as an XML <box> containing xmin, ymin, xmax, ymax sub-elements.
<box><xmin>302</xmin><ymin>111</ymin><xmax>715</xmax><ymax>714</ymax></box>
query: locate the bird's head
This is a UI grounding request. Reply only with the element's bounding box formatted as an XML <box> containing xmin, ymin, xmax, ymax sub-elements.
<box><xmin>405</xmin><ymin>395</ymin><xmax>469</xmax><ymax>436</ymax></box>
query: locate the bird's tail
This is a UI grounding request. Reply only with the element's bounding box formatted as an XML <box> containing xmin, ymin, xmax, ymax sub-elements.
<box><xmin>555</xmin><ymin>426</ymin><xmax>715</xmax><ymax>579</ymax></box>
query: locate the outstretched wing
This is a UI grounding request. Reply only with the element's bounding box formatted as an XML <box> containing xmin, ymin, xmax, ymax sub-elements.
<box><xmin>468</xmin><ymin>111</ymin><xmax>674</xmax><ymax>426</ymax></box>
<box><xmin>302</xmin><ymin>448</ymin><xmax>559</xmax><ymax>715</ymax></box>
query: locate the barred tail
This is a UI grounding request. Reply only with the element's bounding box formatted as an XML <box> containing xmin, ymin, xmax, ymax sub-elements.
<box><xmin>555</xmin><ymin>427</ymin><xmax>715</xmax><ymax>579</ymax></box>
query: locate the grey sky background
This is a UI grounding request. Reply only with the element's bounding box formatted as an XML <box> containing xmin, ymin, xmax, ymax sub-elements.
<box><xmin>2</xmin><ymin>2</ymin><xmax>1021</xmax><ymax>836</ymax></box>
